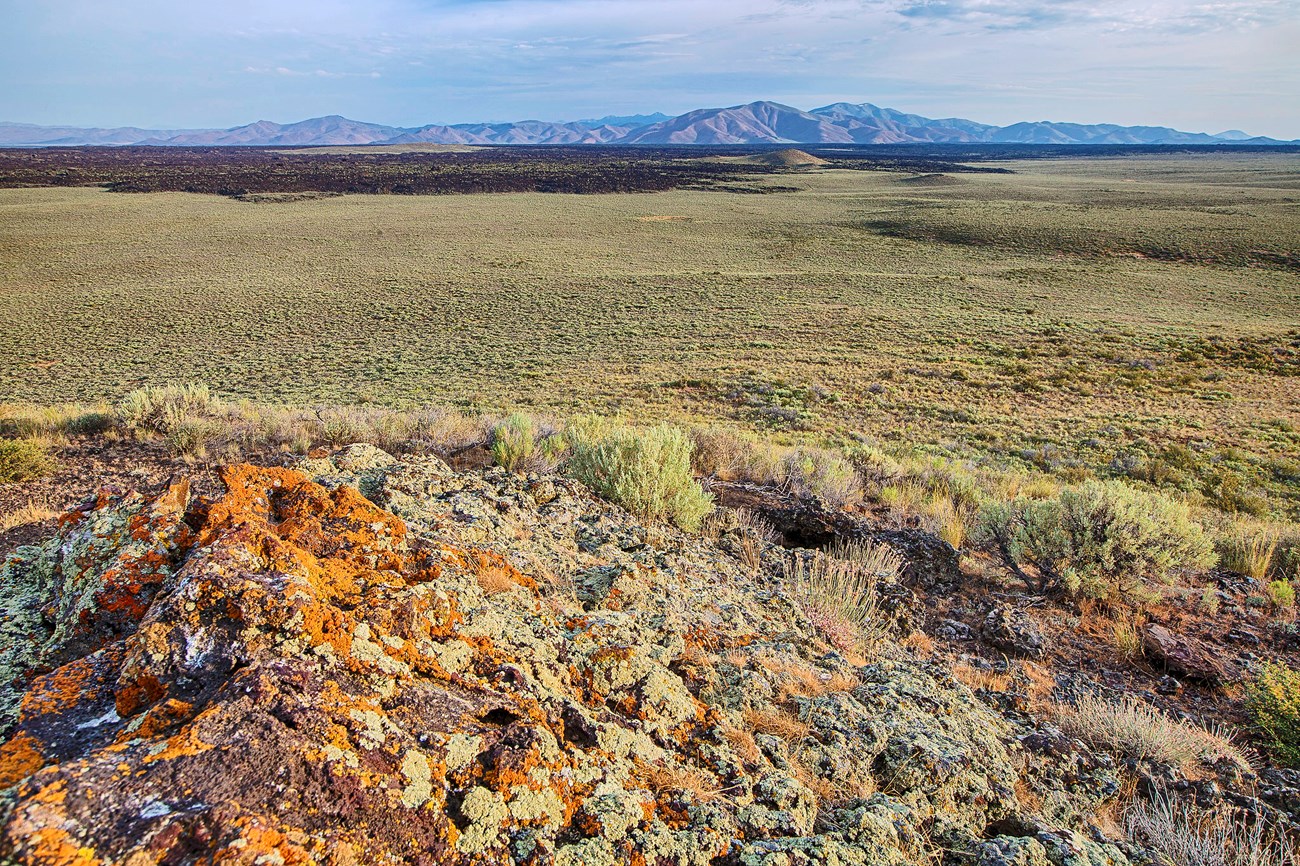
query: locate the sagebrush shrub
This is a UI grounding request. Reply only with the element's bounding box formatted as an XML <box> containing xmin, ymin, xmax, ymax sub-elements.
<box><xmin>977</xmin><ymin>480</ymin><xmax>1215</xmax><ymax>603</ymax></box>
<box><xmin>1246</xmin><ymin>663</ymin><xmax>1300</xmax><ymax>767</ymax></box>
<box><xmin>117</xmin><ymin>384</ymin><xmax>221</xmax><ymax>436</ymax></box>
<box><xmin>491</xmin><ymin>412</ymin><xmax>536</xmax><ymax>472</ymax></box>
<box><xmin>1061</xmin><ymin>694</ymin><xmax>1250</xmax><ymax>770</ymax></box>
<box><xmin>565</xmin><ymin>421</ymin><xmax>713</xmax><ymax>530</ymax></box>
<box><xmin>0</xmin><ymin>439</ymin><xmax>55</xmax><ymax>483</ymax></box>
<box><xmin>783</xmin><ymin>448</ymin><xmax>862</xmax><ymax>508</ymax></box>
<box><xmin>1126</xmin><ymin>791</ymin><xmax>1295</xmax><ymax>866</ymax></box>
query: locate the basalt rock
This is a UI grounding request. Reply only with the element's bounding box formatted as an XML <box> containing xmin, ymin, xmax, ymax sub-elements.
<box><xmin>0</xmin><ymin>449</ymin><xmax>1137</xmax><ymax>865</ymax></box>
<box><xmin>981</xmin><ymin>605</ymin><xmax>1046</xmax><ymax>660</ymax></box>
<box><xmin>1143</xmin><ymin>624</ymin><xmax>1236</xmax><ymax>686</ymax></box>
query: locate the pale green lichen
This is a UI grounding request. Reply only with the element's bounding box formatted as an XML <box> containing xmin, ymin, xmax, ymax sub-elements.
<box><xmin>399</xmin><ymin>749</ymin><xmax>433</xmax><ymax>809</ymax></box>
<box><xmin>506</xmin><ymin>784</ymin><xmax>565</xmax><ymax>824</ymax></box>
<box><xmin>456</xmin><ymin>786</ymin><xmax>509</xmax><ymax>855</ymax></box>
<box><xmin>444</xmin><ymin>733</ymin><xmax>483</xmax><ymax>772</ymax></box>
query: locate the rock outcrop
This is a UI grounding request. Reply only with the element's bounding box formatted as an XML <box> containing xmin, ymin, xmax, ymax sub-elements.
<box><xmin>0</xmin><ymin>447</ymin><xmax>1137</xmax><ymax>864</ymax></box>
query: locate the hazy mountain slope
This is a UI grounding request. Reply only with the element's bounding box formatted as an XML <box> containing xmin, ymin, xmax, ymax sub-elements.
<box><xmin>148</xmin><ymin>115</ymin><xmax>404</xmax><ymax>146</ymax></box>
<box><xmin>0</xmin><ymin>121</ymin><xmax>209</xmax><ymax>146</ymax></box>
<box><xmin>2</xmin><ymin>103</ymin><xmax>1294</xmax><ymax>146</ymax></box>
<box><xmin>617</xmin><ymin>101</ymin><xmax>855</xmax><ymax>144</ymax></box>
<box><xmin>575</xmin><ymin>112</ymin><xmax>670</xmax><ymax>128</ymax></box>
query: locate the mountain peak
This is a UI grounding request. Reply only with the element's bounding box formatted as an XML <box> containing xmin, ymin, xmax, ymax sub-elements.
<box><xmin>0</xmin><ymin>104</ymin><xmax>1290</xmax><ymax>147</ymax></box>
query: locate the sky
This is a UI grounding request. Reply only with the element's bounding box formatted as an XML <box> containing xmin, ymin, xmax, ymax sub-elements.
<box><xmin>1</xmin><ymin>0</ymin><xmax>1297</xmax><ymax>138</ymax></box>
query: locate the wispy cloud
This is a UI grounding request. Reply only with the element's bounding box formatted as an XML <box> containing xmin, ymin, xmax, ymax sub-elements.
<box><xmin>244</xmin><ymin>66</ymin><xmax>382</xmax><ymax>79</ymax></box>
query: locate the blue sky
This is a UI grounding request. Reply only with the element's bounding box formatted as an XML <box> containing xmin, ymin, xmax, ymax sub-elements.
<box><xmin>1</xmin><ymin>0</ymin><xmax>1296</xmax><ymax>137</ymax></box>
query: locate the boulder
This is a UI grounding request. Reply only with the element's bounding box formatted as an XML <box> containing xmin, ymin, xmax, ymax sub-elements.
<box><xmin>981</xmin><ymin>605</ymin><xmax>1046</xmax><ymax>659</ymax></box>
<box><xmin>1143</xmin><ymin>624</ymin><xmax>1235</xmax><ymax>686</ymax></box>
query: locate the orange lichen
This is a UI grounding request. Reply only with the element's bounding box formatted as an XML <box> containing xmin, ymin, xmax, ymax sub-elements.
<box><xmin>0</xmin><ymin>732</ymin><xmax>48</xmax><ymax>788</ymax></box>
<box><xmin>589</xmin><ymin>646</ymin><xmax>635</xmax><ymax>665</ymax></box>
<box><xmin>210</xmin><ymin>817</ymin><xmax>315</xmax><ymax>866</ymax></box>
<box><xmin>141</xmin><ymin>719</ymin><xmax>216</xmax><ymax>765</ymax></box>
<box><xmin>114</xmin><ymin>673</ymin><xmax>166</xmax><ymax>718</ymax></box>
<box><xmin>24</xmin><ymin>827</ymin><xmax>101</xmax><ymax>866</ymax></box>
<box><xmin>20</xmin><ymin>647</ymin><xmax>123</xmax><ymax>718</ymax></box>
<box><xmin>130</xmin><ymin>698</ymin><xmax>196</xmax><ymax>739</ymax></box>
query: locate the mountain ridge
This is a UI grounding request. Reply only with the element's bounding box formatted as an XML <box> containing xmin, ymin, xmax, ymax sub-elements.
<box><xmin>3</xmin><ymin>101</ymin><xmax>1295</xmax><ymax>147</ymax></box>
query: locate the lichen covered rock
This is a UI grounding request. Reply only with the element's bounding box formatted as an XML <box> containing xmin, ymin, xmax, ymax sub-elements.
<box><xmin>0</xmin><ymin>450</ymin><xmax>1136</xmax><ymax>864</ymax></box>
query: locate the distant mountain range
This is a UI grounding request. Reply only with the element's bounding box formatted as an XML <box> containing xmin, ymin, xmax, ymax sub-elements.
<box><xmin>2</xmin><ymin>102</ymin><xmax>1294</xmax><ymax>147</ymax></box>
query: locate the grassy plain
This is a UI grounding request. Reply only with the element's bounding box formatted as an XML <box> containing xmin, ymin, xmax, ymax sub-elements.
<box><xmin>1</xmin><ymin>152</ymin><xmax>1298</xmax><ymax>512</ymax></box>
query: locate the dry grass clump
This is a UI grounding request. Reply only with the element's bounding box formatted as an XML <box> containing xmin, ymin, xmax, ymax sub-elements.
<box><xmin>1218</xmin><ymin>522</ymin><xmax>1282</xmax><ymax>581</ymax></box>
<box><xmin>782</xmin><ymin>448</ymin><xmax>863</xmax><ymax>508</ymax></box>
<box><xmin>1019</xmin><ymin>661</ymin><xmax>1057</xmax><ymax>705</ymax></box>
<box><xmin>743</xmin><ymin>707</ymin><xmax>811</xmax><ymax>743</ymax></box>
<box><xmin>757</xmin><ymin>653</ymin><xmax>859</xmax><ymax>701</ymax></box>
<box><xmin>0</xmin><ymin>438</ymin><xmax>56</xmax><ymax>483</ymax></box>
<box><xmin>1110</xmin><ymin>616</ymin><xmax>1145</xmax><ymax>660</ymax></box>
<box><xmin>1059</xmin><ymin>694</ymin><xmax>1252</xmax><ymax>772</ymax></box>
<box><xmin>689</xmin><ymin>426</ymin><xmax>764</xmax><ymax>481</ymax></box>
<box><xmin>639</xmin><ymin>763</ymin><xmax>723</xmax><ymax>802</ymax></box>
<box><xmin>721</xmin><ymin>724</ymin><xmax>762</xmax><ymax>765</ymax></box>
<box><xmin>0</xmin><ymin>402</ymin><xmax>114</xmax><ymax>438</ymax></box>
<box><xmin>925</xmin><ymin>495</ymin><xmax>971</xmax><ymax>549</ymax></box>
<box><xmin>790</xmin><ymin>745</ymin><xmax>878</xmax><ymax>813</ymax></box>
<box><xmin>734</xmin><ymin>508</ymin><xmax>779</xmax><ymax>569</ymax></box>
<box><xmin>902</xmin><ymin>630</ymin><xmax>935</xmax><ymax>656</ymax></box>
<box><xmin>105</xmin><ymin>387</ymin><xmax>500</xmax><ymax>460</ymax></box>
<box><xmin>786</xmin><ymin>540</ymin><xmax>902</xmax><ymax>653</ymax></box>
<box><xmin>953</xmin><ymin>663</ymin><xmax>1011</xmax><ymax>693</ymax></box>
<box><xmin>0</xmin><ymin>499</ymin><xmax>58</xmax><ymax>532</ymax></box>
<box><xmin>1126</xmin><ymin>792</ymin><xmax>1295</xmax><ymax>866</ymax></box>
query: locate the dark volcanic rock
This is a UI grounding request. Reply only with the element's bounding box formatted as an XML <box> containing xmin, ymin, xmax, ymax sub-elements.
<box><xmin>981</xmin><ymin>605</ymin><xmax>1046</xmax><ymax>659</ymax></box>
<box><xmin>1143</xmin><ymin>624</ymin><xmax>1236</xmax><ymax>685</ymax></box>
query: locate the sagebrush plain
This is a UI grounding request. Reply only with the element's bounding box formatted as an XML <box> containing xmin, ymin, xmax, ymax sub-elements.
<box><xmin>2</xmin><ymin>151</ymin><xmax>1297</xmax><ymax>513</ymax></box>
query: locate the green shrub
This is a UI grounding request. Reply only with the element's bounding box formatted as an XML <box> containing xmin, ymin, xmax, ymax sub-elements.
<box><xmin>783</xmin><ymin>448</ymin><xmax>862</xmax><ymax>508</ymax></box>
<box><xmin>117</xmin><ymin>384</ymin><xmax>220</xmax><ymax>436</ymax></box>
<box><xmin>1267</xmin><ymin>580</ymin><xmax>1296</xmax><ymax>613</ymax></box>
<box><xmin>1245</xmin><ymin>663</ymin><xmax>1300</xmax><ymax>767</ymax></box>
<box><xmin>166</xmin><ymin>418</ymin><xmax>222</xmax><ymax>458</ymax></box>
<box><xmin>491</xmin><ymin>412</ymin><xmax>537</xmax><ymax>472</ymax></box>
<box><xmin>977</xmin><ymin>480</ymin><xmax>1215</xmax><ymax>603</ymax></box>
<box><xmin>565</xmin><ymin>421</ymin><xmax>713</xmax><ymax>530</ymax></box>
<box><xmin>0</xmin><ymin>439</ymin><xmax>56</xmax><ymax>483</ymax></box>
